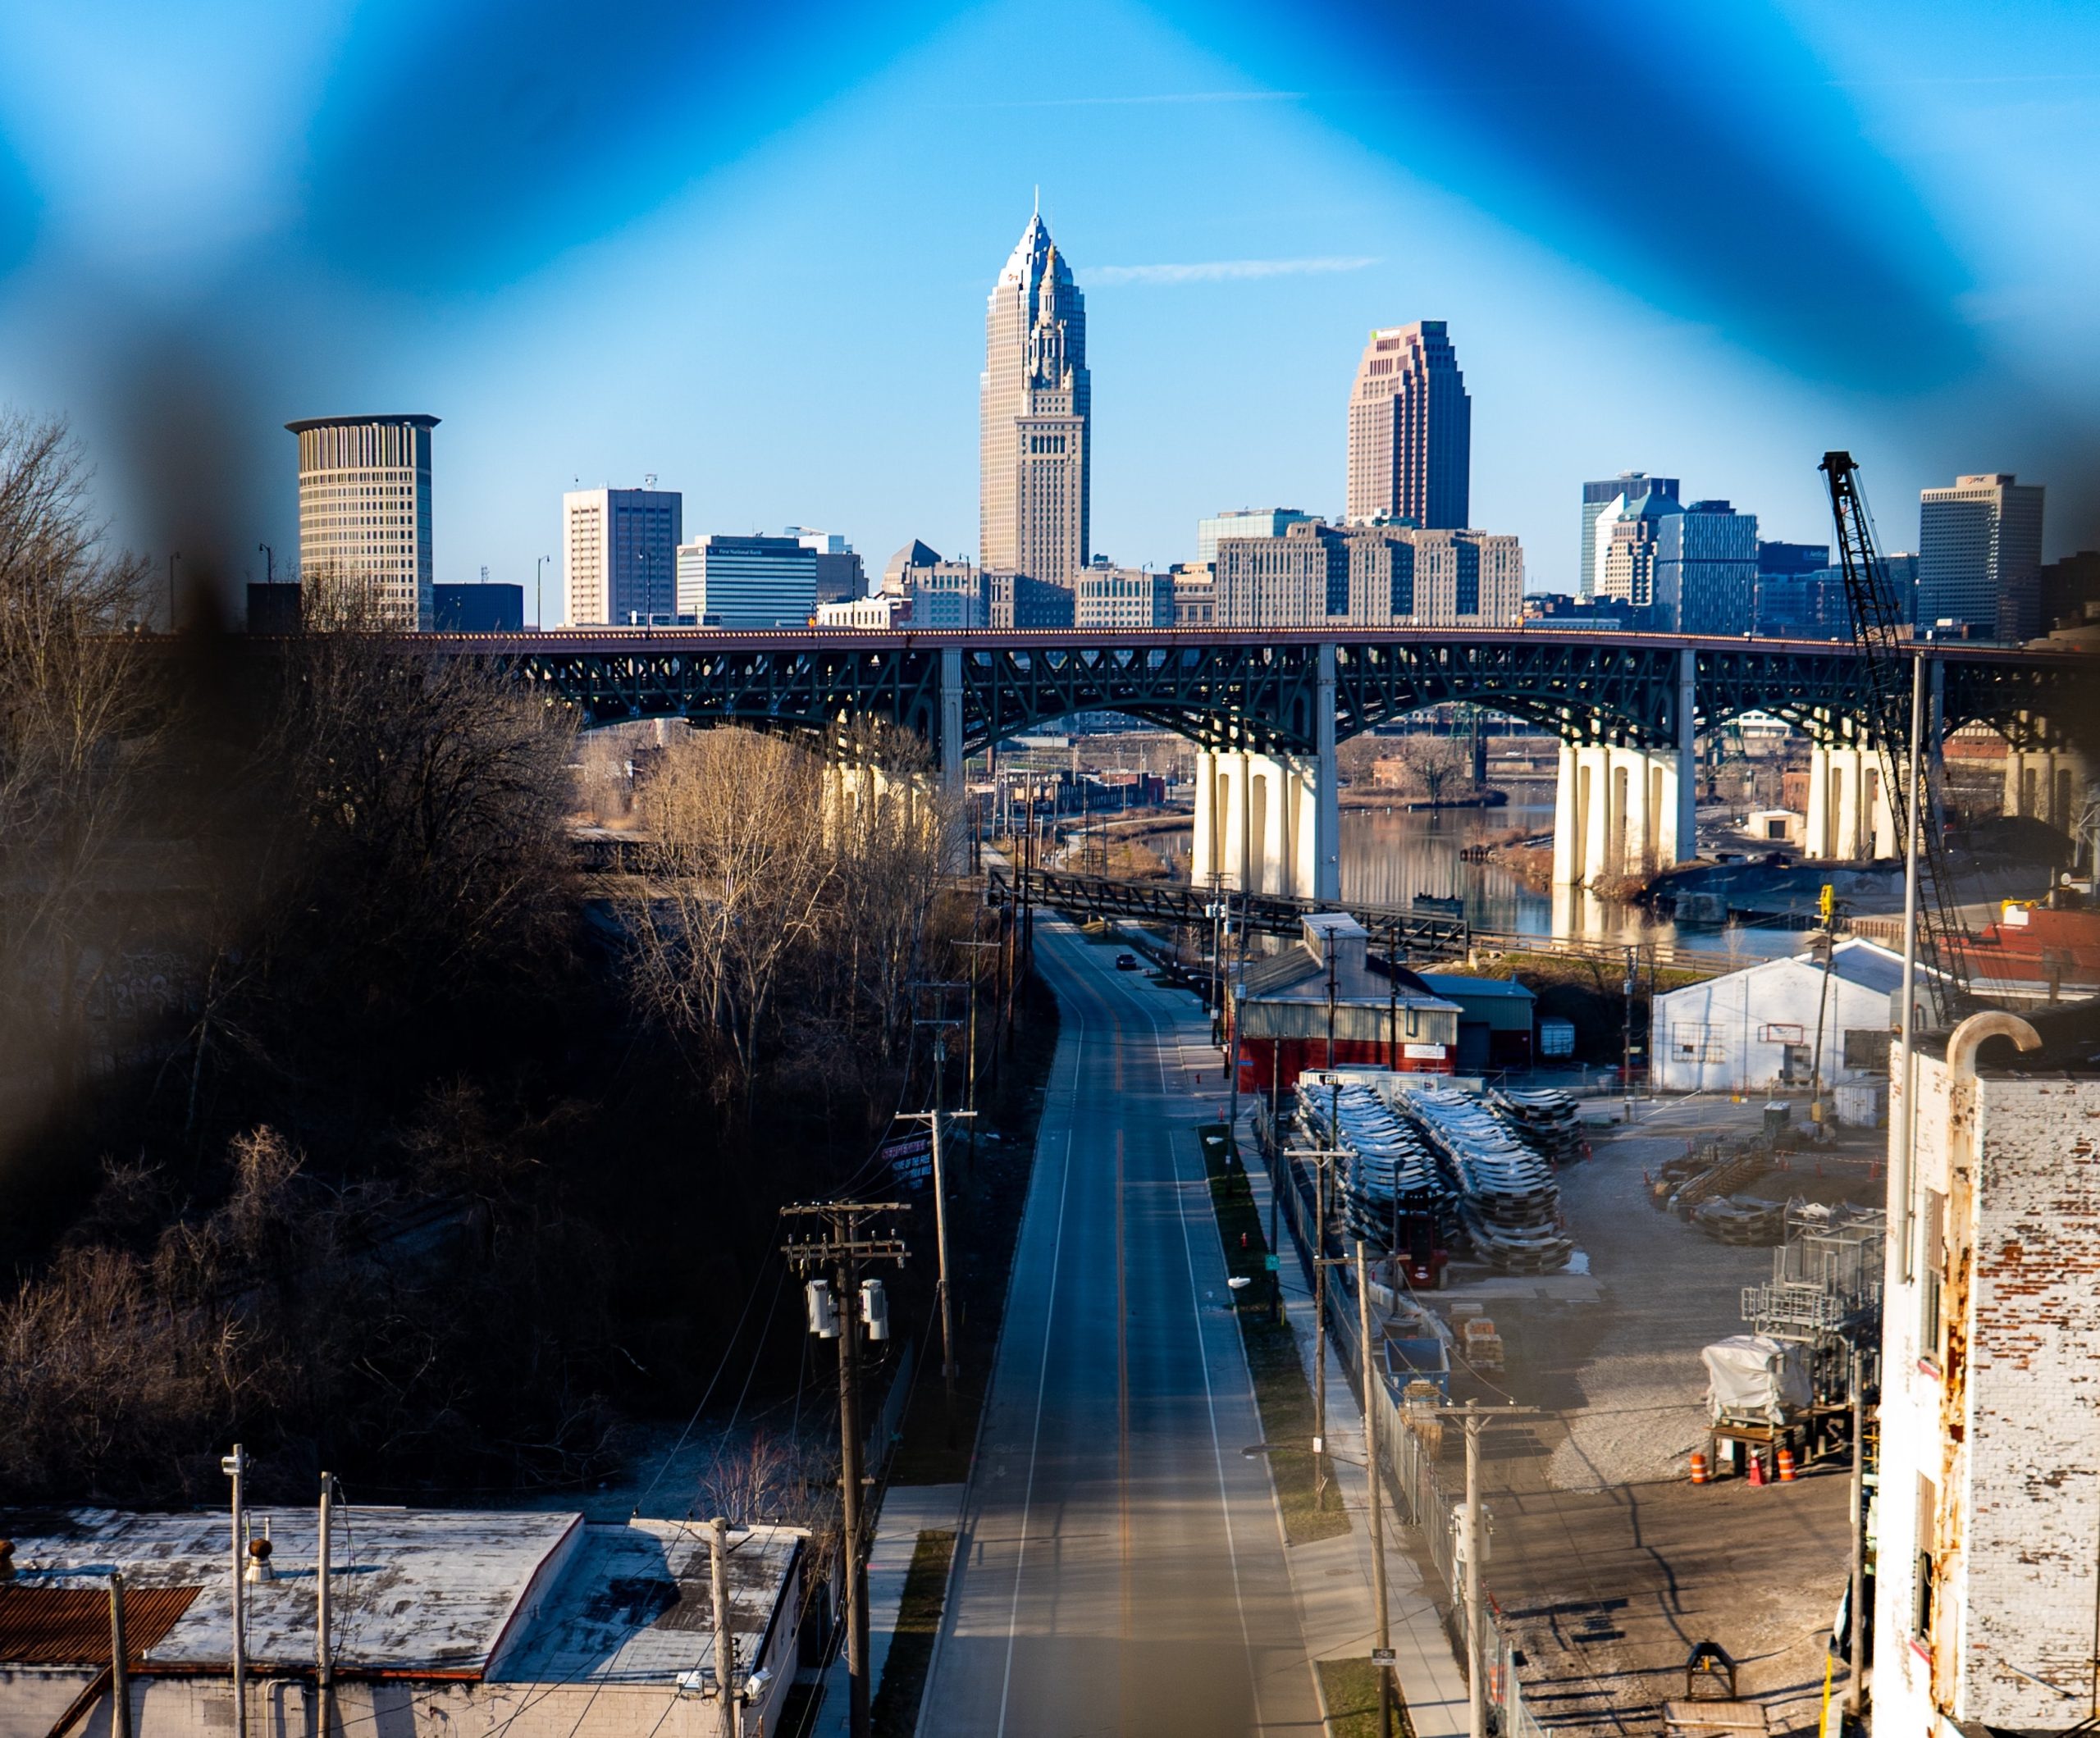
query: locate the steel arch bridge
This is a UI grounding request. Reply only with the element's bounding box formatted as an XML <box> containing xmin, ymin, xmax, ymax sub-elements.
<box><xmin>426</xmin><ymin>626</ymin><xmax>2088</xmax><ymax>755</ymax></box>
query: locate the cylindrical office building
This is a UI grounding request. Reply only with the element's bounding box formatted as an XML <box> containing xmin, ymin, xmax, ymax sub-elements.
<box><xmin>286</xmin><ymin>414</ymin><xmax>439</xmax><ymax>631</ymax></box>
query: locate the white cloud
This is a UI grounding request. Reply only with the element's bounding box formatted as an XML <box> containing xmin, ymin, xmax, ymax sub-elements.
<box><xmin>1088</xmin><ymin>255</ymin><xmax>1379</xmax><ymax>285</ymax></box>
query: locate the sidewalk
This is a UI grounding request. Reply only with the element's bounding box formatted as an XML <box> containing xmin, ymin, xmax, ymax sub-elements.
<box><xmin>807</xmin><ymin>1481</ymin><xmax>966</xmax><ymax>1738</ymax></box>
<box><xmin>1237</xmin><ymin>1105</ymin><xmax>1473</xmax><ymax>1738</ymax></box>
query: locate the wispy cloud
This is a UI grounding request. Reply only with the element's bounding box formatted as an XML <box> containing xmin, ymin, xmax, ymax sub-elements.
<box><xmin>1089</xmin><ymin>255</ymin><xmax>1379</xmax><ymax>286</ymax></box>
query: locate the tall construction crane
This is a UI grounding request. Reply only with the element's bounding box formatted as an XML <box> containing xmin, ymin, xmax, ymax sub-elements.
<box><xmin>1819</xmin><ymin>451</ymin><xmax>1970</xmax><ymax>1024</ymax></box>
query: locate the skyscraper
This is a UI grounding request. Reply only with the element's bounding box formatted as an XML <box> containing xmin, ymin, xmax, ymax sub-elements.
<box><xmin>287</xmin><ymin>414</ymin><xmax>438</xmax><ymax>631</ymax></box>
<box><xmin>563</xmin><ymin>487</ymin><xmax>682</xmax><ymax>626</ymax></box>
<box><xmin>1345</xmin><ymin>322</ymin><xmax>1470</xmax><ymax>529</ymax></box>
<box><xmin>1580</xmin><ymin>473</ymin><xmax>1677</xmax><ymax>600</ymax></box>
<box><xmin>1655</xmin><ymin>500</ymin><xmax>1758</xmax><ymax>635</ymax></box>
<box><xmin>981</xmin><ymin>208</ymin><xmax>1089</xmax><ymax>587</ymax></box>
<box><xmin>1919</xmin><ymin>472</ymin><xmax>2046</xmax><ymax>641</ymax></box>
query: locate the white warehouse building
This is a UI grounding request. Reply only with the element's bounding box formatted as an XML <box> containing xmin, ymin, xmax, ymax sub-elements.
<box><xmin>1653</xmin><ymin>938</ymin><xmax>1912</xmax><ymax>1095</ymax></box>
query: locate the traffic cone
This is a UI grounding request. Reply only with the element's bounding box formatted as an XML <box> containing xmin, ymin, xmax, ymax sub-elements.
<box><xmin>1777</xmin><ymin>1446</ymin><xmax>1797</xmax><ymax>1483</ymax></box>
<box><xmin>1748</xmin><ymin>1449</ymin><xmax>1765</xmax><ymax>1487</ymax></box>
<box><xmin>1689</xmin><ymin>1451</ymin><xmax>1709</xmax><ymax>1486</ymax></box>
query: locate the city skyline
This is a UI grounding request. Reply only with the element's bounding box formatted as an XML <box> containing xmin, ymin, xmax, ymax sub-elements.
<box><xmin>0</xmin><ymin>1</ymin><xmax>2093</xmax><ymax>612</ymax></box>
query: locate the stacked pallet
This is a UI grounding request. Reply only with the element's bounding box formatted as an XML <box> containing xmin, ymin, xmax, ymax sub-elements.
<box><xmin>1491</xmin><ymin>1088</ymin><xmax>1587</xmax><ymax>1165</ymax></box>
<box><xmin>1299</xmin><ymin>1082</ymin><xmax>1453</xmax><ymax>1247</ymax></box>
<box><xmin>1400</xmin><ymin>1085</ymin><xmax>1574</xmax><ymax>1273</ymax></box>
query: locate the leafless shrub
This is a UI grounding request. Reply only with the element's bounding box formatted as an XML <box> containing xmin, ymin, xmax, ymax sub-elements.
<box><xmin>621</xmin><ymin>723</ymin><xmax>959</xmax><ymax>1115</ymax></box>
<box><xmin>694</xmin><ymin>1427</ymin><xmax>835</xmax><ymax>1530</ymax></box>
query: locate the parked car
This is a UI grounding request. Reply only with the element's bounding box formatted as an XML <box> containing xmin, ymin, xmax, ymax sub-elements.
<box><xmin>1114</xmin><ymin>952</ymin><xmax>1141</xmax><ymax>971</ymax></box>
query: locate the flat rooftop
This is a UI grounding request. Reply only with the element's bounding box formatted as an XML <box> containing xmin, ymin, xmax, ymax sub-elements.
<box><xmin>0</xmin><ymin>1508</ymin><xmax>803</xmax><ymax>1682</ymax></box>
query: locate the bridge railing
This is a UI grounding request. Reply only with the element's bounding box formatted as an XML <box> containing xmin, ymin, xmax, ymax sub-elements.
<box><xmin>989</xmin><ymin>864</ymin><xmax>1750</xmax><ymax>978</ymax></box>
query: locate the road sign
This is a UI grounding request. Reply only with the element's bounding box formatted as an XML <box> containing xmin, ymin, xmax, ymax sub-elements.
<box><xmin>1371</xmin><ymin>1649</ymin><xmax>1396</xmax><ymax>1667</ymax></box>
<box><xmin>878</xmin><ymin>1132</ymin><xmax>933</xmax><ymax>1190</ymax></box>
<box><xmin>1263</xmin><ymin>1254</ymin><xmax>1280</xmax><ymax>1271</ymax></box>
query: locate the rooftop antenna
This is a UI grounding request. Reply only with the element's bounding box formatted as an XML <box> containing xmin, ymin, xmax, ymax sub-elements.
<box><xmin>1033</xmin><ymin>185</ymin><xmax>1039</xmax><ymax>217</ymax></box>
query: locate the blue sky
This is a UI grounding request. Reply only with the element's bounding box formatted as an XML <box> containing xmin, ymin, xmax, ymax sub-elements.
<box><xmin>0</xmin><ymin>0</ymin><xmax>2094</xmax><ymax>617</ymax></box>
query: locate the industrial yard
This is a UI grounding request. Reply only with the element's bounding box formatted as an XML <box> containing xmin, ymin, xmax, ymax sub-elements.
<box><xmin>1420</xmin><ymin>1097</ymin><xmax>1881</xmax><ymax>1735</ymax></box>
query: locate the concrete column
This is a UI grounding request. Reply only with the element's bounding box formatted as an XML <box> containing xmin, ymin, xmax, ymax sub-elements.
<box><xmin>1578</xmin><ymin>749</ymin><xmax>1601</xmax><ymax>883</ymax></box>
<box><xmin>1552</xmin><ymin>740</ymin><xmax>1582</xmax><ymax>887</ymax></box>
<box><xmin>1193</xmin><ymin>748</ymin><xmax>1219</xmax><ymax>887</ymax></box>
<box><xmin>1676</xmin><ymin>645</ymin><xmax>1698</xmax><ymax>867</ymax></box>
<box><xmin>2004</xmin><ymin>729</ymin><xmax>2090</xmax><ymax>838</ymax></box>
<box><xmin>1804</xmin><ymin>741</ymin><xmax>1897</xmax><ymax>860</ymax></box>
<box><xmin>1605</xmin><ymin>755</ymin><xmax>1629</xmax><ymax>882</ymax></box>
<box><xmin>1314</xmin><ymin>643</ymin><xmax>1341</xmax><ymax>901</ymax></box>
<box><xmin>1226</xmin><ymin>742</ymin><xmax>1243</xmax><ymax>890</ymax></box>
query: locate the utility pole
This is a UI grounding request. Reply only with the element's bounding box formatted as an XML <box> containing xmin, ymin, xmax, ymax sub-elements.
<box><xmin>910</xmin><ymin>987</ymin><xmax>970</xmax><ymax>1428</ymax></box>
<box><xmin>109</xmin><ymin>1573</ymin><xmax>132</xmax><ymax>1738</ymax></box>
<box><xmin>1298</xmin><ymin>1147</ymin><xmax>1346</xmax><ymax>1509</ymax></box>
<box><xmin>709</xmin><ymin>1515</ymin><xmax>741</xmax><ymax>1738</ymax></box>
<box><xmin>220</xmin><ymin>1444</ymin><xmax>249</xmax><ymax>1738</ymax></box>
<box><xmin>1621</xmin><ymin>946</ymin><xmax>1637</xmax><ymax>1124</ymax></box>
<box><xmin>783</xmin><ymin>1203</ymin><xmax>909</xmax><ymax>1738</ymax></box>
<box><xmin>1845</xmin><ymin>1340</ymin><xmax>1866</xmax><ymax>1721</ymax></box>
<box><xmin>317</xmin><ymin>1472</ymin><xmax>335</xmax><ymax>1735</ymax></box>
<box><xmin>1453</xmin><ymin>1403</ymin><xmax>1540</xmax><ymax>1738</ymax></box>
<box><xmin>1355</xmin><ymin>1238</ymin><xmax>1393</xmax><ymax>1738</ymax></box>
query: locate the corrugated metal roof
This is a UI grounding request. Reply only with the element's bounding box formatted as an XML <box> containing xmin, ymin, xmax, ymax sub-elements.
<box><xmin>0</xmin><ymin>1583</ymin><xmax>198</xmax><ymax>1666</ymax></box>
<box><xmin>1416</xmin><ymin>973</ymin><xmax>1536</xmax><ymax>1001</ymax></box>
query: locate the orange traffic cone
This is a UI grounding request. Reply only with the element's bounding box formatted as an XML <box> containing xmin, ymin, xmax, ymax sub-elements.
<box><xmin>1777</xmin><ymin>1445</ymin><xmax>1797</xmax><ymax>1483</ymax></box>
<box><xmin>1689</xmin><ymin>1451</ymin><xmax>1709</xmax><ymax>1485</ymax></box>
<box><xmin>1748</xmin><ymin>1449</ymin><xmax>1766</xmax><ymax>1487</ymax></box>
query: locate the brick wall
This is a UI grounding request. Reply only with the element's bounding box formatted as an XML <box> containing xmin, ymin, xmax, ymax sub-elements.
<box><xmin>1875</xmin><ymin>1051</ymin><xmax>2100</xmax><ymax>1734</ymax></box>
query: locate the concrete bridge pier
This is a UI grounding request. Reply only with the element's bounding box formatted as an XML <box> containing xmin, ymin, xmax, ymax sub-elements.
<box><xmin>1803</xmin><ymin>739</ymin><xmax>1896</xmax><ymax>861</ymax></box>
<box><xmin>1551</xmin><ymin>647</ymin><xmax>1697</xmax><ymax>890</ymax></box>
<box><xmin>2001</xmin><ymin>718</ymin><xmax>2090</xmax><ymax>840</ymax></box>
<box><xmin>1190</xmin><ymin>750</ymin><xmax>1326</xmax><ymax>898</ymax></box>
<box><xmin>1550</xmin><ymin>741</ymin><xmax>1689</xmax><ymax>888</ymax></box>
<box><xmin>1189</xmin><ymin>645</ymin><xmax>1341</xmax><ymax>901</ymax></box>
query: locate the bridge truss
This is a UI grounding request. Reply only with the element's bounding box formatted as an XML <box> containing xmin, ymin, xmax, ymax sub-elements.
<box><xmin>436</xmin><ymin>627</ymin><xmax>2082</xmax><ymax>756</ymax></box>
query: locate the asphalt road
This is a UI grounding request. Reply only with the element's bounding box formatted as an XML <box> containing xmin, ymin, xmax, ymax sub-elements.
<box><xmin>920</xmin><ymin>919</ymin><xmax>1325</xmax><ymax>1738</ymax></box>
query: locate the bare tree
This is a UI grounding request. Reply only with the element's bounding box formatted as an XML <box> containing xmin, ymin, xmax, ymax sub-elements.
<box><xmin>1393</xmin><ymin>735</ymin><xmax>1473</xmax><ymax>806</ymax></box>
<box><xmin>0</xmin><ymin>412</ymin><xmax>158</xmax><ymax>1099</ymax></box>
<box><xmin>625</xmin><ymin>728</ymin><xmax>838</xmax><ymax>1108</ymax></box>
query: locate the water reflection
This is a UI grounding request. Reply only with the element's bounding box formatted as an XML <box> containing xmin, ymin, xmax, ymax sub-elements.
<box><xmin>1155</xmin><ymin>798</ymin><xmax>1800</xmax><ymax>960</ymax></box>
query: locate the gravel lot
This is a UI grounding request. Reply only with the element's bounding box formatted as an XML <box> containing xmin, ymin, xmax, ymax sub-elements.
<box><xmin>1425</xmin><ymin>1095</ymin><xmax>1883</xmax><ymax>1736</ymax></box>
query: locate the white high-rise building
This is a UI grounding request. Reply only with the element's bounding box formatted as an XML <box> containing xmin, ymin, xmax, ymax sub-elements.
<box><xmin>1918</xmin><ymin>472</ymin><xmax>2046</xmax><ymax>641</ymax></box>
<box><xmin>286</xmin><ymin>414</ymin><xmax>438</xmax><ymax>631</ymax></box>
<box><xmin>676</xmin><ymin>535</ymin><xmax>817</xmax><ymax>628</ymax></box>
<box><xmin>981</xmin><ymin>208</ymin><xmax>1089</xmax><ymax>588</ymax></box>
<box><xmin>562</xmin><ymin>488</ymin><xmax>682</xmax><ymax>627</ymax></box>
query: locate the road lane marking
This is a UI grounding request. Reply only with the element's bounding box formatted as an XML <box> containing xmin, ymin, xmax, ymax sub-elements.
<box><xmin>993</xmin><ymin>945</ymin><xmax>1084</xmax><ymax>1738</ymax></box>
<box><xmin>1117</xmin><ymin>1128</ymin><xmax>1132</xmax><ymax>1657</ymax></box>
<box><xmin>1092</xmin><ymin>948</ymin><xmax>1268</xmax><ymax>1735</ymax></box>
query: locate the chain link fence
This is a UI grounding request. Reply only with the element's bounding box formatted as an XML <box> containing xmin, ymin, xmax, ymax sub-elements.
<box><xmin>1269</xmin><ymin>1139</ymin><xmax>1550</xmax><ymax>1738</ymax></box>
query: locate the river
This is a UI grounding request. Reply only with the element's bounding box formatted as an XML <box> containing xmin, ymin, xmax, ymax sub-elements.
<box><xmin>1153</xmin><ymin>793</ymin><xmax>1801</xmax><ymax>960</ymax></box>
